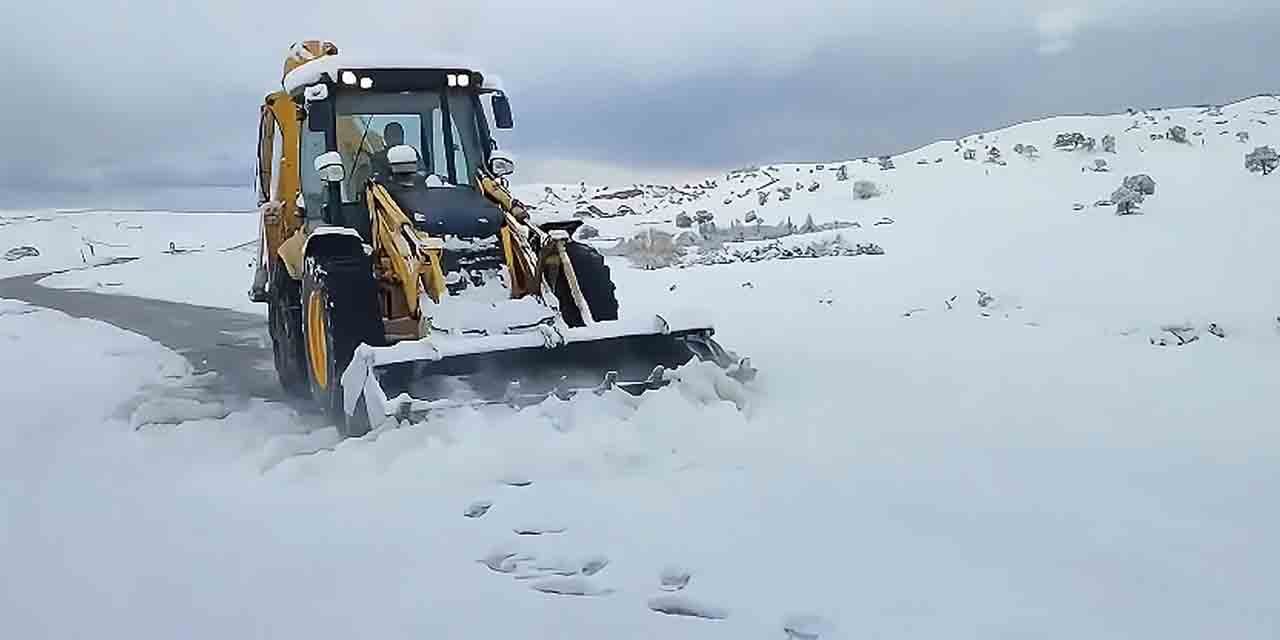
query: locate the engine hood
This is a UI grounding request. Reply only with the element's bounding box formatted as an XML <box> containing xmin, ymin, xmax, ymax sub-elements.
<box><xmin>378</xmin><ymin>174</ymin><xmax>503</xmax><ymax>239</ymax></box>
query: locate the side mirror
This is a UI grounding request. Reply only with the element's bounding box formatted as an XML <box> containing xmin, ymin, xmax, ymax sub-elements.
<box><xmin>307</xmin><ymin>99</ymin><xmax>332</xmax><ymax>132</ymax></box>
<box><xmin>314</xmin><ymin>151</ymin><xmax>344</xmax><ymax>183</ymax></box>
<box><xmin>488</xmin><ymin>150</ymin><xmax>515</xmax><ymax>177</ymax></box>
<box><xmin>492</xmin><ymin>93</ymin><xmax>513</xmax><ymax>130</ymax></box>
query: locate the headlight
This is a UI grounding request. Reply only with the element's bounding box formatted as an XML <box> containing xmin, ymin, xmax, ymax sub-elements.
<box><xmin>318</xmin><ymin>164</ymin><xmax>345</xmax><ymax>182</ymax></box>
<box><xmin>313</xmin><ymin>151</ymin><xmax>345</xmax><ymax>183</ymax></box>
<box><xmin>489</xmin><ymin>154</ymin><xmax>515</xmax><ymax>177</ymax></box>
<box><xmin>341</xmin><ymin>71</ymin><xmax>357</xmax><ymax>85</ymax></box>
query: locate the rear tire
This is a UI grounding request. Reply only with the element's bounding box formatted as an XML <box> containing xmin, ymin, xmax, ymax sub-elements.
<box><xmin>302</xmin><ymin>252</ymin><xmax>384</xmax><ymax>438</ymax></box>
<box><xmin>555</xmin><ymin>242</ymin><xmax>619</xmax><ymax>327</ymax></box>
<box><xmin>268</xmin><ymin>259</ymin><xmax>308</xmax><ymax>397</ymax></box>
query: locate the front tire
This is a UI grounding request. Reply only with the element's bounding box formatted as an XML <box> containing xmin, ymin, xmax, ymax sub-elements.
<box><xmin>301</xmin><ymin>252</ymin><xmax>384</xmax><ymax>438</ymax></box>
<box><xmin>555</xmin><ymin>242</ymin><xmax>619</xmax><ymax>327</ymax></box>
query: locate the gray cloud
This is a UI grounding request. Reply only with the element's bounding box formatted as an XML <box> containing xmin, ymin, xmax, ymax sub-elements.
<box><xmin>1</xmin><ymin>1</ymin><xmax>1277</xmax><ymax>203</ymax></box>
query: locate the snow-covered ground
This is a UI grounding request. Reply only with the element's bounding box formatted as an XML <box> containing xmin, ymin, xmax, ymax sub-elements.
<box><xmin>3</xmin><ymin>96</ymin><xmax>1279</xmax><ymax>638</ymax></box>
<box><xmin>1</xmin><ymin>209</ymin><xmax>261</xmax><ymax>312</ymax></box>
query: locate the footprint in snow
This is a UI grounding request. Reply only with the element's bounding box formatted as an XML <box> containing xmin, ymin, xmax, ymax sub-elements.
<box><xmin>514</xmin><ymin>525</ymin><xmax>567</xmax><ymax>536</ymax></box>
<box><xmin>513</xmin><ymin>556</ymin><xmax>579</xmax><ymax>579</ymax></box>
<box><xmin>659</xmin><ymin>566</ymin><xmax>691</xmax><ymax>591</ymax></box>
<box><xmin>647</xmin><ymin>594</ymin><xmax>728</xmax><ymax>620</ymax></box>
<box><xmin>782</xmin><ymin>614</ymin><xmax>837</xmax><ymax>640</ymax></box>
<box><xmin>464</xmin><ymin>500</ymin><xmax>492</xmax><ymax>518</ymax></box>
<box><xmin>508</xmin><ymin>553</ymin><xmax>609</xmax><ymax>580</ymax></box>
<box><xmin>580</xmin><ymin>555</ymin><xmax>610</xmax><ymax>576</ymax></box>
<box><xmin>530</xmin><ymin>576</ymin><xmax>612</xmax><ymax>597</ymax></box>
<box><xmin>478</xmin><ymin>548</ymin><xmax>531</xmax><ymax>574</ymax></box>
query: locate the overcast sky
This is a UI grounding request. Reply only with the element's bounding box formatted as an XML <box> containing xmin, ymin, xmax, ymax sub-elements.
<box><xmin>1</xmin><ymin>1</ymin><xmax>1276</xmax><ymax>207</ymax></box>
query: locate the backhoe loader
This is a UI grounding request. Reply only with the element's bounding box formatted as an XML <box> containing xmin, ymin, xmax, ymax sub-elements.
<box><xmin>250</xmin><ymin>41</ymin><xmax>753</xmax><ymax>436</ymax></box>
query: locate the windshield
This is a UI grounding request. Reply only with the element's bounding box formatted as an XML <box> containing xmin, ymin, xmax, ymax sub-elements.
<box><xmin>334</xmin><ymin>90</ymin><xmax>487</xmax><ymax>202</ymax></box>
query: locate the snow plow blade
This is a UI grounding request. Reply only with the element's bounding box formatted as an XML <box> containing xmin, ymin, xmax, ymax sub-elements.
<box><xmin>340</xmin><ymin>314</ymin><xmax>754</xmax><ymax>424</ymax></box>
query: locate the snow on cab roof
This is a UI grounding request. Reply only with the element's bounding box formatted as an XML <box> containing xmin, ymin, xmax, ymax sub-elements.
<box><xmin>282</xmin><ymin>53</ymin><xmax>504</xmax><ymax>94</ymax></box>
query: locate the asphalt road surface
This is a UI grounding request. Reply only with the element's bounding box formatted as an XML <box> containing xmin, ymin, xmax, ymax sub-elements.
<box><xmin>0</xmin><ymin>270</ymin><xmax>303</xmax><ymax>414</ymax></box>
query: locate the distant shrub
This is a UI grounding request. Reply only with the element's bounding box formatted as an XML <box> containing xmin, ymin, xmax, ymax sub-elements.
<box><xmin>1054</xmin><ymin>132</ymin><xmax>1087</xmax><ymax>150</ymax></box>
<box><xmin>1167</xmin><ymin>125</ymin><xmax>1189</xmax><ymax>144</ymax></box>
<box><xmin>1102</xmin><ymin>134</ymin><xmax>1117</xmax><ymax>153</ymax></box>
<box><xmin>1123</xmin><ymin>174</ymin><xmax>1157</xmax><ymax>196</ymax></box>
<box><xmin>1111</xmin><ymin>185</ymin><xmax>1144</xmax><ymax>215</ymax></box>
<box><xmin>852</xmin><ymin>180</ymin><xmax>881</xmax><ymax>200</ymax></box>
<box><xmin>609</xmin><ymin>229</ymin><xmax>683</xmax><ymax>269</ymax></box>
<box><xmin>1245</xmin><ymin>146</ymin><xmax>1279</xmax><ymax>175</ymax></box>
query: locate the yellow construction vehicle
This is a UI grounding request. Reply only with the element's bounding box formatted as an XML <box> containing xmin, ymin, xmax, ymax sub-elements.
<box><xmin>251</xmin><ymin>41</ymin><xmax>752</xmax><ymax>436</ymax></box>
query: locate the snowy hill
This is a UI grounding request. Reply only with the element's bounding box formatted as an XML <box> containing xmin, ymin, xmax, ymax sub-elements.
<box><xmin>3</xmin><ymin>96</ymin><xmax>1279</xmax><ymax>639</ymax></box>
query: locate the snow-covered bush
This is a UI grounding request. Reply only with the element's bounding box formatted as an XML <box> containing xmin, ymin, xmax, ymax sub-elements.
<box><xmin>1237</xmin><ymin>131</ymin><xmax>1251</xmax><ymax>143</ymax></box>
<box><xmin>852</xmin><ymin>180</ymin><xmax>881</xmax><ymax>200</ymax></box>
<box><xmin>1054</xmin><ymin>132</ymin><xmax>1087</xmax><ymax>150</ymax></box>
<box><xmin>1168</xmin><ymin>125</ymin><xmax>1189</xmax><ymax>144</ymax></box>
<box><xmin>577</xmin><ymin>224</ymin><xmax>600</xmax><ymax>239</ymax></box>
<box><xmin>1123</xmin><ymin>174</ymin><xmax>1157</xmax><ymax>196</ymax></box>
<box><xmin>835</xmin><ymin>165</ymin><xmax>849</xmax><ymax>182</ymax></box>
<box><xmin>675</xmin><ymin>212</ymin><xmax>693</xmax><ymax>228</ymax></box>
<box><xmin>1013</xmin><ymin>143</ymin><xmax>1024</xmax><ymax>155</ymax></box>
<box><xmin>986</xmin><ymin>147</ymin><xmax>1004</xmax><ymax>164</ymax></box>
<box><xmin>1102</xmin><ymin>134</ymin><xmax>1117</xmax><ymax>153</ymax></box>
<box><xmin>1111</xmin><ymin>185</ymin><xmax>1144</xmax><ymax>215</ymax></box>
<box><xmin>607</xmin><ymin>229</ymin><xmax>684</xmax><ymax>269</ymax></box>
<box><xmin>1020</xmin><ymin>144</ymin><xmax>1040</xmax><ymax>158</ymax></box>
<box><xmin>963</xmin><ymin>149</ymin><xmax>978</xmax><ymax>161</ymax></box>
<box><xmin>674</xmin><ymin>231</ymin><xmax>700</xmax><ymax>247</ymax></box>
<box><xmin>1093</xmin><ymin>159</ymin><xmax>1110</xmax><ymax>172</ymax></box>
<box><xmin>694</xmin><ymin>210</ymin><xmax>715</xmax><ymax>224</ymax></box>
<box><xmin>757</xmin><ymin>191</ymin><xmax>770</xmax><ymax>206</ymax></box>
<box><xmin>878</xmin><ymin>156</ymin><xmax>896</xmax><ymax>171</ymax></box>
<box><xmin>1245</xmin><ymin>146</ymin><xmax>1278</xmax><ymax>175</ymax></box>
<box><xmin>1082</xmin><ymin>137</ymin><xmax>1097</xmax><ymax>152</ymax></box>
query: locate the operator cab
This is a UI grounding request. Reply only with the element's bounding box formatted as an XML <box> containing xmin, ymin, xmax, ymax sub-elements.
<box><xmin>291</xmin><ymin>63</ymin><xmax>515</xmax><ymax>240</ymax></box>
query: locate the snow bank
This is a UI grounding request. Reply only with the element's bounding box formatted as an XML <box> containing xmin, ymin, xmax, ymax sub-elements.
<box><xmin>12</xmin><ymin>210</ymin><xmax>264</xmax><ymax>313</ymax></box>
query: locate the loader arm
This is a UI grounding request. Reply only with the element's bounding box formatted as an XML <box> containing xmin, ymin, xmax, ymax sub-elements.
<box><xmin>367</xmin><ymin>183</ymin><xmax>448</xmax><ymax>318</ymax></box>
<box><xmin>479</xmin><ymin>171</ymin><xmax>593</xmax><ymax>322</ymax></box>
